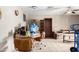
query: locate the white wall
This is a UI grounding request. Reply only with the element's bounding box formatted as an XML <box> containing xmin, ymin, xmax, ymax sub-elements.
<box><xmin>28</xmin><ymin>15</ymin><xmax>79</xmax><ymax>32</ymax></box>
<box><xmin>0</xmin><ymin>6</ymin><xmax>26</xmax><ymax>42</ymax></box>
<box><xmin>68</xmin><ymin>15</ymin><xmax>79</xmax><ymax>26</ymax></box>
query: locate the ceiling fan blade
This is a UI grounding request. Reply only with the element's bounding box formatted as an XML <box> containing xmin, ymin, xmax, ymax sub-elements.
<box><xmin>64</xmin><ymin>11</ymin><xmax>67</xmax><ymax>14</ymax></box>
<box><xmin>73</xmin><ymin>9</ymin><xmax>79</xmax><ymax>11</ymax></box>
<box><xmin>63</xmin><ymin>7</ymin><xmax>72</xmax><ymax>14</ymax></box>
<box><xmin>31</xmin><ymin>6</ymin><xmax>37</xmax><ymax>9</ymax></box>
<box><xmin>64</xmin><ymin>9</ymin><xmax>70</xmax><ymax>14</ymax></box>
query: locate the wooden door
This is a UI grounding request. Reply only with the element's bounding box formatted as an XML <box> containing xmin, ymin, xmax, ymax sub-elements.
<box><xmin>44</xmin><ymin>18</ymin><xmax>52</xmax><ymax>38</ymax></box>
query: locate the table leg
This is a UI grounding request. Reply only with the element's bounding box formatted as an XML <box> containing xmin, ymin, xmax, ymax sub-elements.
<box><xmin>63</xmin><ymin>35</ymin><xmax>65</xmax><ymax>43</ymax></box>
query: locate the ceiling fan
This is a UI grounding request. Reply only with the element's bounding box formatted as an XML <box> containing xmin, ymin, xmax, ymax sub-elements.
<box><xmin>64</xmin><ymin>7</ymin><xmax>79</xmax><ymax>15</ymax></box>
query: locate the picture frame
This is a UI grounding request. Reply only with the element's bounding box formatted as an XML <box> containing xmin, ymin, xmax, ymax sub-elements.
<box><xmin>23</xmin><ymin>14</ymin><xmax>26</xmax><ymax>21</ymax></box>
<box><xmin>15</xmin><ymin>10</ymin><xmax>19</xmax><ymax>16</ymax></box>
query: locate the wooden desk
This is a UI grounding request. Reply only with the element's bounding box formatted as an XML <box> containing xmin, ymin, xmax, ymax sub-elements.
<box><xmin>33</xmin><ymin>37</ymin><xmax>41</xmax><ymax>41</ymax></box>
<box><xmin>31</xmin><ymin>34</ymin><xmax>42</xmax><ymax>41</ymax></box>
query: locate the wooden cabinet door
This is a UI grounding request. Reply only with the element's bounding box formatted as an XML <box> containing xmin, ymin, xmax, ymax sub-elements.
<box><xmin>40</xmin><ymin>20</ymin><xmax>44</xmax><ymax>33</ymax></box>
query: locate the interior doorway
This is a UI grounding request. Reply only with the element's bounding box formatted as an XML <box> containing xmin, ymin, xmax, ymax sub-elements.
<box><xmin>44</xmin><ymin>18</ymin><xmax>53</xmax><ymax>38</ymax></box>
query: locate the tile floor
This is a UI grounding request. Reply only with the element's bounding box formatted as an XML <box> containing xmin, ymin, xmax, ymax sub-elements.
<box><xmin>1</xmin><ymin>36</ymin><xmax>74</xmax><ymax>52</ymax></box>
<box><xmin>31</xmin><ymin>39</ymin><xmax>74</xmax><ymax>52</ymax></box>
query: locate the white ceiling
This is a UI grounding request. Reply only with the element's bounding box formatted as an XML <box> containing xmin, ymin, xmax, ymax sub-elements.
<box><xmin>21</xmin><ymin>6</ymin><xmax>79</xmax><ymax>15</ymax></box>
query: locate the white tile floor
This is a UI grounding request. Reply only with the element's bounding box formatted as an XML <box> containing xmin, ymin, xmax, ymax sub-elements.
<box><xmin>3</xmin><ymin>36</ymin><xmax>74</xmax><ymax>52</ymax></box>
<box><xmin>32</xmin><ymin>39</ymin><xmax>74</xmax><ymax>52</ymax></box>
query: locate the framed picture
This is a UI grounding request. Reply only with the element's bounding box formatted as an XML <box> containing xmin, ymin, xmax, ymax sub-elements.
<box><xmin>23</xmin><ymin>14</ymin><xmax>26</xmax><ymax>21</ymax></box>
<box><xmin>15</xmin><ymin>10</ymin><xmax>19</xmax><ymax>16</ymax></box>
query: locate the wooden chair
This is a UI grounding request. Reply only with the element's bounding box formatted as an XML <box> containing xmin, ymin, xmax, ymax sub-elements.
<box><xmin>14</xmin><ymin>36</ymin><xmax>32</xmax><ymax>52</ymax></box>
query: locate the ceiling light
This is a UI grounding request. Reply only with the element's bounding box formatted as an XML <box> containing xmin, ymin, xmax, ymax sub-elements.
<box><xmin>67</xmin><ymin>11</ymin><xmax>71</xmax><ymax>14</ymax></box>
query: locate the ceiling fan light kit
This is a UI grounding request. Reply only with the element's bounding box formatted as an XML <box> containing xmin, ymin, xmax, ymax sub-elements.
<box><xmin>67</xmin><ymin>11</ymin><xmax>71</xmax><ymax>14</ymax></box>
